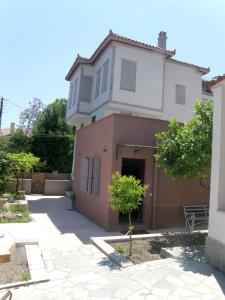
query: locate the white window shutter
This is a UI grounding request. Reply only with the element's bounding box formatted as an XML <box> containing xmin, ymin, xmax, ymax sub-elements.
<box><xmin>93</xmin><ymin>158</ymin><xmax>101</xmax><ymax>196</ymax></box>
<box><xmin>120</xmin><ymin>59</ymin><xmax>136</xmax><ymax>91</ymax></box>
<box><xmin>87</xmin><ymin>158</ymin><xmax>92</xmax><ymax>194</ymax></box>
<box><xmin>101</xmin><ymin>60</ymin><xmax>109</xmax><ymax>93</ymax></box>
<box><xmin>176</xmin><ymin>84</ymin><xmax>186</xmax><ymax>105</ymax></box>
<box><xmin>80</xmin><ymin>158</ymin><xmax>86</xmax><ymax>191</ymax></box>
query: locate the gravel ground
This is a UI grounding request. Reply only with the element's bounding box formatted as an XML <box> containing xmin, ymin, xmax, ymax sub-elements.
<box><xmin>0</xmin><ymin>246</ymin><xmax>30</xmax><ymax>284</ymax></box>
<box><xmin>110</xmin><ymin>232</ymin><xmax>207</xmax><ymax>264</ymax></box>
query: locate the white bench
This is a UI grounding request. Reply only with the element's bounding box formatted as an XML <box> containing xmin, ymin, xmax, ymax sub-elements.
<box><xmin>0</xmin><ymin>291</ymin><xmax>12</xmax><ymax>300</ymax></box>
<box><xmin>183</xmin><ymin>205</ymin><xmax>209</xmax><ymax>232</ymax></box>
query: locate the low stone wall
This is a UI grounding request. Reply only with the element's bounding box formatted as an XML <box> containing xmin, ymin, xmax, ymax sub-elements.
<box><xmin>7</xmin><ymin>179</ymin><xmax>32</xmax><ymax>194</ymax></box>
<box><xmin>44</xmin><ymin>180</ymin><xmax>71</xmax><ymax>195</ymax></box>
<box><xmin>205</xmin><ymin>236</ymin><xmax>225</xmax><ymax>273</ymax></box>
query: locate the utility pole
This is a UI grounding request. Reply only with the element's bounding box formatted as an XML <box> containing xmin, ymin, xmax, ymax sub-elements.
<box><xmin>0</xmin><ymin>97</ymin><xmax>3</xmax><ymax>133</ymax></box>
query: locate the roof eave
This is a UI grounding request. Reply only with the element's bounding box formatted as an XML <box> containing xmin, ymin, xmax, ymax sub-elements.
<box><xmin>65</xmin><ymin>32</ymin><xmax>176</xmax><ymax>81</ymax></box>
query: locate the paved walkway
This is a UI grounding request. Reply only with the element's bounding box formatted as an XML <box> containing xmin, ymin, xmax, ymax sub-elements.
<box><xmin>0</xmin><ymin>195</ymin><xmax>225</xmax><ymax>300</ymax></box>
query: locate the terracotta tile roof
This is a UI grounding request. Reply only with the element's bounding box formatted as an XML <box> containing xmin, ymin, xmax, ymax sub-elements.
<box><xmin>65</xmin><ymin>30</ymin><xmax>209</xmax><ymax>80</ymax></box>
<box><xmin>168</xmin><ymin>58</ymin><xmax>209</xmax><ymax>75</ymax></box>
<box><xmin>65</xmin><ymin>30</ymin><xmax>176</xmax><ymax>81</ymax></box>
<box><xmin>207</xmin><ymin>74</ymin><xmax>225</xmax><ymax>91</ymax></box>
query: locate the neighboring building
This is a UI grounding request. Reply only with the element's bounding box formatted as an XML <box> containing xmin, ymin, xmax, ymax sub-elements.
<box><xmin>206</xmin><ymin>79</ymin><xmax>225</xmax><ymax>273</ymax></box>
<box><xmin>0</xmin><ymin>122</ymin><xmax>15</xmax><ymax>136</ymax></box>
<box><xmin>66</xmin><ymin>31</ymin><xmax>211</xmax><ymax>231</ymax></box>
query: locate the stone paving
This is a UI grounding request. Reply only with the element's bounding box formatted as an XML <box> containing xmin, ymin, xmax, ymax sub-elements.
<box><xmin>0</xmin><ymin>195</ymin><xmax>225</xmax><ymax>299</ymax></box>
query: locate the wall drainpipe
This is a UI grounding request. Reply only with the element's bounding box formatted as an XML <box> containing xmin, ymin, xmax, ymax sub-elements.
<box><xmin>151</xmin><ymin>158</ymin><xmax>158</xmax><ymax>229</ymax></box>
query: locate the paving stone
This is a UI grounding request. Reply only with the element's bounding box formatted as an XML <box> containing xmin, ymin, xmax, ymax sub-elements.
<box><xmin>2</xmin><ymin>196</ymin><xmax>225</xmax><ymax>300</ymax></box>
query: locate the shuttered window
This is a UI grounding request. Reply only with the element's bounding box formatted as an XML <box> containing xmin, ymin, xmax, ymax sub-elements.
<box><xmin>176</xmin><ymin>84</ymin><xmax>186</xmax><ymax>105</ymax></box>
<box><xmin>72</xmin><ymin>79</ymin><xmax>78</xmax><ymax>106</ymax></box>
<box><xmin>80</xmin><ymin>157</ymin><xmax>101</xmax><ymax>196</ymax></box>
<box><xmin>68</xmin><ymin>85</ymin><xmax>74</xmax><ymax>109</ymax></box>
<box><xmin>95</xmin><ymin>68</ymin><xmax>102</xmax><ymax>98</ymax></box>
<box><xmin>120</xmin><ymin>59</ymin><xmax>136</xmax><ymax>91</ymax></box>
<box><xmin>101</xmin><ymin>60</ymin><xmax>109</xmax><ymax>93</ymax></box>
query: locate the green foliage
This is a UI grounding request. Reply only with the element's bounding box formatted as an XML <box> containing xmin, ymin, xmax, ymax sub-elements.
<box><xmin>7</xmin><ymin>152</ymin><xmax>40</xmax><ymax>192</ymax></box>
<box><xmin>0</xmin><ymin>136</ymin><xmax>10</xmax><ymax>152</ymax></box>
<box><xmin>7</xmin><ymin>152</ymin><xmax>40</xmax><ymax>173</ymax></box>
<box><xmin>108</xmin><ymin>172</ymin><xmax>148</xmax><ymax>256</ymax></box>
<box><xmin>31</xmin><ymin>98</ymin><xmax>74</xmax><ymax>172</ymax></box>
<box><xmin>31</xmin><ymin>135</ymin><xmax>73</xmax><ymax>172</ymax></box>
<box><xmin>22</xmin><ymin>271</ymin><xmax>31</xmax><ymax>281</ymax></box>
<box><xmin>33</xmin><ymin>98</ymin><xmax>73</xmax><ymax>135</ymax></box>
<box><xmin>115</xmin><ymin>244</ymin><xmax>125</xmax><ymax>254</ymax></box>
<box><xmin>0</xmin><ymin>204</ymin><xmax>31</xmax><ymax>223</ymax></box>
<box><xmin>8</xmin><ymin>129</ymin><xmax>31</xmax><ymax>153</ymax></box>
<box><xmin>155</xmin><ymin>100</ymin><xmax>213</xmax><ymax>180</ymax></box>
<box><xmin>0</xmin><ymin>152</ymin><xmax>13</xmax><ymax>194</ymax></box>
<box><xmin>108</xmin><ymin>172</ymin><xmax>148</xmax><ymax>214</ymax></box>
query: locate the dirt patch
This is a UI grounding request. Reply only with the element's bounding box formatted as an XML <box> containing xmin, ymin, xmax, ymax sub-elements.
<box><xmin>0</xmin><ymin>246</ymin><xmax>30</xmax><ymax>284</ymax></box>
<box><xmin>109</xmin><ymin>232</ymin><xmax>207</xmax><ymax>264</ymax></box>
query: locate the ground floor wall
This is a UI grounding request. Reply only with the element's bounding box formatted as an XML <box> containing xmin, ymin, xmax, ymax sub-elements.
<box><xmin>73</xmin><ymin>114</ymin><xmax>210</xmax><ymax>231</ymax></box>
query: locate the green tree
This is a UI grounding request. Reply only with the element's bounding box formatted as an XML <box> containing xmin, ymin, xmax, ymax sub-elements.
<box><xmin>7</xmin><ymin>152</ymin><xmax>40</xmax><ymax>193</ymax></box>
<box><xmin>33</xmin><ymin>98</ymin><xmax>73</xmax><ymax>135</ymax></box>
<box><xmin>108</xmin><ymin>172</ymin><xmax>148</xmax><ymax>256</ymax></box>
<box><xmin>31</xmin><ymin>98</ymin><xmax>74</xmax><ymax>172</ymax></box>
<box><xmin>8</xmin><ymin>129</ymin><xmax>31</xmax><ymax>153</ymax></box>
<box><xmin>155</xmin><ymin>100</ymin><xmax>213</xmax><ymax>181</ymax></box>
<box><xmin>0</xmin><ymin>152</ymin><xmax>12</xmax><ymax>194</ymax></box>
<box><xmin>19</xmin><ymin>98</ymin><xmax>44</xmax><ymax>135</ymax></box>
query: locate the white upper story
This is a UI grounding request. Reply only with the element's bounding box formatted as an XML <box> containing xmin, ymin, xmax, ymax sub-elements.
<box><xmin>65</xmin><ymin>31</ymin><xmax>211</xmax><ymax>129</ymax></box>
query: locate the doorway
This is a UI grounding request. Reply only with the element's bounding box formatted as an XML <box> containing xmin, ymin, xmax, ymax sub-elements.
<box><xmin>119</xmin><ymin>158</ymin><xmax>145</xmax><ymax>224</ymax></box>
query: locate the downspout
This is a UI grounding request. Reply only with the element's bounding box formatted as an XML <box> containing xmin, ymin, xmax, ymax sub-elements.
<box><xmin>159</xmin><ymin>58</ymin><xmax>166</xmax><ymax>112</ymax></box>
<box><xmin>151</xmin><ymin>156</ymin><xmax>158</xmax><ymax>229</ymax></box>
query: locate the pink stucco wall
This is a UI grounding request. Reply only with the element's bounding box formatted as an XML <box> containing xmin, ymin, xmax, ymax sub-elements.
<box><xmin>73</xmin><ymin>114</ymin><xmax>209</xmax><ymax>231</ymax></box>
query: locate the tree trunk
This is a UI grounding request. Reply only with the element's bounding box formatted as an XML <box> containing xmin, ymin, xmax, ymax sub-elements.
<box><xmin>15</xmin><ymin>173</ymin><xmax>19</xmax><ymax>194</ymax></box>
<box><xmin>128</xmin><ymin>213</ymin><xmax>132</xmax><ymax>256</ymax></box>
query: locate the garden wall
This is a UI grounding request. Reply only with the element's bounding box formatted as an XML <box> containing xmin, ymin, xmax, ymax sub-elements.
<box><xmin>44</xmin><ymin>180</ymin><xmax>72</xmax><ymax>195</ymax></box>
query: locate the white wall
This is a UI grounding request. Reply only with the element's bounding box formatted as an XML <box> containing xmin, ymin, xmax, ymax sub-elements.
<box><xmin>66</xmin><ymin>41</ymin><xmax>207</xmax><ymax>127</ymax></box>
<box><xmin>66</xmin><ymin>66</ymin><xmax>81</xmax><ymax>120</ymax></box>
<box><xmin>163</xmin><ymin>61</ymin><xmax>202</xmax><ymax>122</ymax></box>
<box><xmin>208</xmin><ymin>80</ymin><xmax>225</xmax><ymax>244</ymax></box>
<box><xmin>90</xmin><ymin>45</ymin><xmax>113</xmax><ymax>111</ymax></box>
<box><xmin>112</xmin><ymin>44</ymin><xmax>164</xmax><ymax>111</ymax></box>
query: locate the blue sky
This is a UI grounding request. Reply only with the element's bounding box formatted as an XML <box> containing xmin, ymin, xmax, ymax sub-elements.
<box><xmin>0</xmin><ymin>0</ymin><xmax>224</xmax><ymax>128</ymax></box>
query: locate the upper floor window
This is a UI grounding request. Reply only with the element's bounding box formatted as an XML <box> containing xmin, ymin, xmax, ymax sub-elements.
<box><xmin>72</xmin><ymin>79</ymin><xmax>78</xmax><ymax>106</ymax></box>
<box><xmin>68</xmin><ymin>85</ymin><xmax>74</xmax><ymax>109</ymax></box>
<box><xmin>101</xmin><ymin>60</ymin><xmax>109</xmax><ymax>93</ymax></box>
<box><xmin>120</xmin><ymin>59</ymin><xmax>136</xmax><ymax>92</ymax></box>
<box><xmin>95</xmin><ymin>68</ymin><xmax>102</xmax><ymax>98</ymax></box>
<box><xmin>176</xmin><ymin>84</ymin><xmax>186</xmax><ymax>105</ymax></box>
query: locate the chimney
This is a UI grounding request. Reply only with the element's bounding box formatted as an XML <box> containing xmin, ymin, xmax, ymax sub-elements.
<box><xmin>158</xmin><ymin>31</ymin><xmax>167</xmax><ymax>49</ymax></box>
<box><xmin>10</xmin><ymin>122</ymin><xmax>15</xmax><ymax>135</ymax></box>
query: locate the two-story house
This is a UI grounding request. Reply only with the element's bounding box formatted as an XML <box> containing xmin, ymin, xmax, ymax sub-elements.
<box><xmin>65</xmin><ymin>31</ymin><xmax>211</xmax><ymax>231</ymax></box>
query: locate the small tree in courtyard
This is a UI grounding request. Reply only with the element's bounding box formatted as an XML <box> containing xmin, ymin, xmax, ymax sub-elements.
<box><xmin>108</xmin><ymin>172</ymin><xmax>148</xmax><ymax>256</ymax></box>
<box><xmin>7</xmin><ymin>152</ymin><xmax>40</xmax><ymax>193</ymax></box>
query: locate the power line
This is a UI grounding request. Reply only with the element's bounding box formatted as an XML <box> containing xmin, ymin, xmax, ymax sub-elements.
<box><xmin>0</xmin><ymin>97</ymin><xmax>3</xmax><ymax>131</ymax></box>
<box><xmin>3</xmin><ymin>98</ymin><xmax>25</xmax><ymax>110</ymax></box>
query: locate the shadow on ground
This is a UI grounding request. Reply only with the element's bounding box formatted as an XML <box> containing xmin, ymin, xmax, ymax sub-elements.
<box><xmin>28</xmin><ymin>195</ymin><xmax>119</xmax><ymax>244</ymax></box>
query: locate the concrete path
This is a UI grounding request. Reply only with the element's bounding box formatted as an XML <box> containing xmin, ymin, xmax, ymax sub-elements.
<box><xmin>0</xmin><ymin>195</ymin><xmax>225</xmax><ymax>300</ymax></box>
